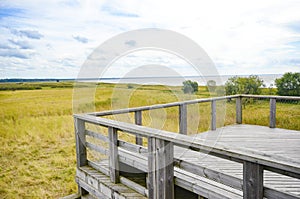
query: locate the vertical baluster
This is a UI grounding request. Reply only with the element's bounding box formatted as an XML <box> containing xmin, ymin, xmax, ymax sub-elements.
<box><xmin>135</xmin><ymin>110</ymin><xmax>143</xmax><ymax>145</ymax></box>
<box><xmin>243</xmin><ymin>161</ymin><xmax>263</xmax><ymax>199</ymax></box>
<box><xmin>236</xmin><ymin>96</ymin><xmax>242</xmax><ymax>124</ymax></box>
<box><xmin>109</xmin><ymin>127</ymin><xmax>119</xmax><ymax>183</ymax></box>
<box><xmin>148</xmin><ymin>137</ymin><xmax>174</xmax><ymax>199</ymax></box>
<box><xmin>74</xmin><ymin>118</ymin><xmax>88</xmax><ymax>195</ymax></box>
<box><xmin>211</xmin><ymin>100</ymin><xmax>217</xmax><ymax>130</ymax></box>
<box><xmin>179</xmin><ymin>104</ymin><xmax>187</xmax><ymax>135</ymax></box>
<box><xmin>270</xmin><ymin>98</ymin><xmax>276</xmax><ymax>128</ymax></box>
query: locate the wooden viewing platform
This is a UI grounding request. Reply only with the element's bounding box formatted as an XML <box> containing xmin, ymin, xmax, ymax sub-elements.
<box><xmin>68</xmin><ymin>94</ymin><xmax>300</xmax><ymax>199</ymax></box>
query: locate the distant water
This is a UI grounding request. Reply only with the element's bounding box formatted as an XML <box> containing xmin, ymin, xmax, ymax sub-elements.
<box><xmin>98</xmin><ymin>74</ymin><xmax>283</xmax><ymax>87</ymax></box>
<box><xmin>1</xmin><ymin>74</ymin><xmax>282</xmax><ymax>87</ymax></box>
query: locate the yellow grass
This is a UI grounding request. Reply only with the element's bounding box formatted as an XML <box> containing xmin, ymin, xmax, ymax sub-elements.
<box><xmin>0</xmin><ymin>82</ymin><xmax>299</xmax><ymax>198</ymax></box>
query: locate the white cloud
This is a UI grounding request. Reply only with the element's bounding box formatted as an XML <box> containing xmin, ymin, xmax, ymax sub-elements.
<box><xmin>0</xmin><ymin>0</ymin><xmax>299</xmax><ymax>78</ymax></box>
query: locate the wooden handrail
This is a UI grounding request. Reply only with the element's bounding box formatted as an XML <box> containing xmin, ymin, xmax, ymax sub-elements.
<box><xmin>74</xmin><ymin>114</ymin><xmax>300</xmax><ymax>177</ymax></box>
<box><xmin>88</xmin><ymin>95</ymin><xmax>240</xmax><ymax>116</ymax></box>
<box><xmin>88</xmin><ymin>94</ymin><xmax>300</xmax><ymax>117</ymax></box>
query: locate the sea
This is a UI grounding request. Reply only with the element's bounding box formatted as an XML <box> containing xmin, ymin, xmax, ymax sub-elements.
<box><xmin>97</xmin><ymin>74</ymin><xmax>282</xmax><ymax>87</ymax></box>
<box><xmin>1</xmin><ymin>74</ymin><xmax>283</xmax><ymax>87</ymax></box>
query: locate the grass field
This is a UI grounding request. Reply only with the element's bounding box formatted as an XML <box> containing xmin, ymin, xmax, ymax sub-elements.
<box><xmin>0</xmin><ymin>82</ymin><xmax>299</xmax><ymax>198</ymax></box>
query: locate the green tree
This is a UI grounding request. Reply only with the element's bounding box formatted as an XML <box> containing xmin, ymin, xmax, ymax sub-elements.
<box><xmin>225</xmin><ymin>75</ymin><xmax>265</xmax><ymax>95</ymax></box>
<box><xmin>275</xmin><ymin>72</ymin><xmax>300</xmax><ymax>96</ymax></box>
<box><xmin>207</xmin><ymin>80</ymin><xmax>217</xmax><ymax>92</ymax></box>
<box><xmin>182</xmin><ymin>80</ymin><xmax>198</xmax><ymax>94</ymax></box>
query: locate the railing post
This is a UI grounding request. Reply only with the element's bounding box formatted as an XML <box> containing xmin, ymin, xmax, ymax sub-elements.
<box><xmin>109</xmin><ymin>127</ymin><xmax>120</xmax><ymax>183</ymax></box>
<box><xmin>269</xmin><ymin>98</ymin><xmax>276</xmax><ymax>128</ymax></box>
<box><xmin>148</xmin><ymin>137</ymin><xmax>174</xmax><ymax>199</ymax></box>
<box><xmin>236</xmin><ymin>96</ymin><xmax>242</xmax><ymax>124</ymax></box>
<box><xmin>179</xmin><ymin>104</ymin><xmax>187</xmax><ymax>135</ymax></box>
<box><xmin>211</xmin><ymin>100</ymin><xmax>216</xmax><ymax>130</ymax></box>
<box><xmin>74</xmin><ymin>117</ymin><xmax>88</xmax><ymax>195</ymax></box>
<box><xmin>135</xmin><ymin>110</ymin><xmax>143</xmax><ymax>145</ymax></box>
<box><xmin>243</xmin><ymin>161</ymin><xmax>263</xmax><ymax>199</ymax></box>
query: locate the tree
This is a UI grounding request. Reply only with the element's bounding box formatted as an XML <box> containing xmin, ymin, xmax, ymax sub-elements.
<box><xmin>275</xmin><ymin>72</ymin><xmax>300</xmax><ymax>96</ymax></box>
<box><xmin>225</xmin><ymin>75</ymin><xmax>265</xmax><ymax>95</ymax></box>
<box><xmin>207</xmin><ymin>80</ymin><xmax>217</xmax><ymax>92</ymax></box>
<box><xmin>182</xmin><ymin>80</ymin><xmax>198</xmax><ymax>94</ymax></box>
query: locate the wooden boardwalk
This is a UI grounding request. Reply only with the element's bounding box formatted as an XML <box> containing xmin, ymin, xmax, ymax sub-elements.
<box><xmin>176</xmin><ymin>124</ymin><xmax>300</xmax><ymax>197</ymax></box>
<box><xmin>67</xmin><ymin>94</ymin><xmax>300</xmax><ymax>199</ymax></box>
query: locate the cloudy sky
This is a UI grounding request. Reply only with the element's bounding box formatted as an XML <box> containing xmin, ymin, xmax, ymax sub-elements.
<box><xmin>0</xmin><ymin>0</ymin><xmax>300</xmax><ymax>79</ymax></box>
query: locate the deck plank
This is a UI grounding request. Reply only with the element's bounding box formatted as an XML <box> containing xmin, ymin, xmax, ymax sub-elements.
<box><xmin>180</xmin><ymin>124</ymin><xmax>300</xmax><ymax>196</ymax></box>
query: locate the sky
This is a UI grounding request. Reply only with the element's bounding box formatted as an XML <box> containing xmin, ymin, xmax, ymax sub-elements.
<box><xmin>0</xmin><ymin>0</ymin><xmax>300</xmax><ymax>79</ymax></box>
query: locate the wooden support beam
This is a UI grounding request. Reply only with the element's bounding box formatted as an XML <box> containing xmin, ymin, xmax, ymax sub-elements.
<box><xmin>148</xmin><ymin>137</ymin><xmax>174</xmax><ymax>199</ymax></box>
<box><xmin>109</xmin><ymin>127</ymin><xmax>120</xmax><ymax>183</ymax></box>
<box><xmin>179</xmin><ymin>104</ymin><xmax>187</xmax><ymax>135</ymax></box>
<box><xmin>135</xmin><ymin>110</ymin><xmax>143</xmax><ymax>145</ymax></box>
<box><xmin>269</xmin><ymin>98</ymin><xmax>276</xmax><ymax>128</ymax></box>
<box><xmin>74</xmin><ymin>118</ymin><xmax>88</xmax><ymax>195</ymax></box>
<box><xmin>236</xmin><ymin>96</ymin><xmax>242</xmax><ymax>124</ymax></box>
<box><xmin>243</xmin><ymin>161</ymin><xmax>263</xmax><ymax>199</ymax></box>
<box><xmin>211</xmin><ymin>100</ymin><xmax>216</xmax><ymax>130</ymax></box>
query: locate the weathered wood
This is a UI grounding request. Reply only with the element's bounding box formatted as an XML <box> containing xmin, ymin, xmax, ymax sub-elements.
<box><xmin>108</xmin><ymin>127</ymin><xmax>119</xmax><ymax>183</ymax></box>
<box><xmin>211</xmin><ymin>100</ymin><xmax>216</xmax><ymax>130</ymax></box>
<box><xmin>75</xmin><ymin>118</ymin><xmax>87</xmax><ymax>167</ymax></box>
<box><xmin>92</xmin><ymin>95</ymin><xmax>240</xmax><ymax>116</ymax></box>
<box><xmin>179</xmin><ymin>104</ymin><xmax>187</xmax><ymax>135</ymax></box>
<box><xmin>85</xmin><ymin>130</ymin><xmax>109</xmax><ymax>142</ymax></box>
<box><xmin>174</xmin><ymin>158</ymin><xmax>243</xmax><ymax>190</ymax></box>
<box><xmin>74</xmin><ymin>117</ymin><xmax>88</xmax><ymax>196</ymax></box>
<box><xmin>241</xmin><ymin>94</ymin><xmax>300</xmax><ymax>101</ymax></box>
<box><xmin>90</xmin><ymin>94</ymin><xmax>299</xmax><ymax>117</ymax></box>
<box><xmin>243</xmin><ymin>161</ymin><xmax>263</xmax><ymax>199</ymax></box>
<box><xmin>264</xmin><ymin>186</ymin><xmax>299</xmax><ymax>199</ymax></box>
<box><xmin>76</xmin><ymin>166</ymin><xmax>147</xmax><ymax>199</ymax></box>
<box><xmin>236</xmin><ymin>96</ymin><xmax>242</xmax><ymax>124</ymax></box>
<box><xmin>73</xmin><ymin>94</ymin><xmax>300</xmax><ymax>198</ymax></box>
<box><xmin>118</xmin><ymin>148</ymin><xmax>148</xmax><ymax>172</ymax></box>
<box><xmin>120</xmin><ymin>176</ymin><xmax>148</xmax><ymax>197</ymax></box>
<box><xmin>118</xmin><ymin>140</ymin><xmax>147</xmax><ymax>154</ymax></box>
<box><xmin>175</xmin><ymin>167</ymin><xmax>243</xmax><ymax>199</ymax></box>
<box><xmin>148</xmin><ymin>137</ymin><xmax>174</xmax><ymax>199</ymax></box>
<box><xmin>135</xmin><ymin>110</ymin><xmax>143</xmax><ymax>145</ymax></box>
<box><xmin>74</xmin><ymin>114</ymin><xmax>300</xmax><ymax>178</ymax></box>
<box><xmin>270</xmin><ymin>98</ymin><xmax>276</xmax><ymax>128</ymax></box>
<box><xmin>86</xmin><ymin>142</ymin><xmax>108</xmax><ymax>155</ymax></box>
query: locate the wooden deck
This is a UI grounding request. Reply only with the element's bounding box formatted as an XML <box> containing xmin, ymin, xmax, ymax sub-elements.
<box><xmin>68</xmin><ymin>94</ymin><xmax>300</xmax><ymax>199</ymax></box>
<box><xmin>177</xmin><ymin>124</ymin><xmax>300</xmax><ymax>197</ymax></box>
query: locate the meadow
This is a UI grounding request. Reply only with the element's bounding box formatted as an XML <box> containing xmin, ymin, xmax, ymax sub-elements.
<box><xmin>0</xmin><ymin>82</ymin><xmax>299</xmax><ymax>198</ymax></box>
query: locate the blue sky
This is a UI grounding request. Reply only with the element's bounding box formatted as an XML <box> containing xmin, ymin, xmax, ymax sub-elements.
<box><xmin>0</xmin><ymin>0</ymin><xmax>299</xmax><ymax>78</ymax></box>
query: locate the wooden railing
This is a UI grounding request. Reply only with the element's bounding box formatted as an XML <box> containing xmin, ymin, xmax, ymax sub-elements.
<box><xmin>74</xmin><ymin>94</ymin><xmax>300</xmax><ymax>199</ymax></box>
<box><xmin>90</xmin><ymin>94</ymin><xmax>300</xmax><ymax>134</ymax></box>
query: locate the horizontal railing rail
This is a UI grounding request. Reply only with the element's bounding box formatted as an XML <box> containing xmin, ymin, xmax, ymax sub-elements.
<box><xmin>75</xmin><ymin>114</ymin><xmax>300</xmax><ymax>176</ymax></box>
<box><xmin>89</xmin><ymin>94</ymin><xmax>300</xmax><ymax>135</ymax></box>
<box><xmin>89</xmin><ymin>95</ymin><xmax>240</xmax><ymax>116</ymax></box>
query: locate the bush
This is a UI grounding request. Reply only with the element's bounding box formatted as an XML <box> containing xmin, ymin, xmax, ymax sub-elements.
<box><xmin>275</xmin><ymin>72</ymin><xmax>300</xmax><ymax>96</ymax></box>
<box><xmin>127</xmin><ymin>84</ymin><xmax>134</xmax><ymax>89</ymax></box>
<box><xmin>182</xmin><ymin>80</ymin><xmax>198</xmax><ymax>94</ymax></box>
<box><xmin>206</xmin><ymin>80</ymin><xmax>217</xmax><ymax>92</ymax></box>
<box><xmin>225</xmin><ymin>75</ymin><xmax>265</xmax><ymax>95</ymax></box>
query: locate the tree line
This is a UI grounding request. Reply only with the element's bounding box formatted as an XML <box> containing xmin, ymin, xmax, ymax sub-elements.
<box><xmin>182</xmin><ymin>72</ymin><xmax>300</xmax><ymax>96</ymax></box>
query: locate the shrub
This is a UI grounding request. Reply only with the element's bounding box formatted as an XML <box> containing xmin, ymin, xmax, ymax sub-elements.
<box><xmin>182</xmin><ymin>80</ymin><xmax>198</xmax><ymax>94</ymax></box>
<box><xmin>225</xmin><ymin>75</ymin><xmax>265</xmax><ymax>95</ymax></box>
<box><xmin>206</xmin><ymin>80</ymin><xmax>217</xmax><ymax>92</ymax></box>
<box><xmin>275</xmin><ymin>72</ymin><xmax>300</xmax><ymax>96</ymax></box>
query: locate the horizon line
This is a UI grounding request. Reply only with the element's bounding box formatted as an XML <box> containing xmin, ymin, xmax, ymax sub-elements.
<box><xmin>0</xmin><ymin>73</ymin><xmax>284</xmax><ymax>80</ymax></box>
